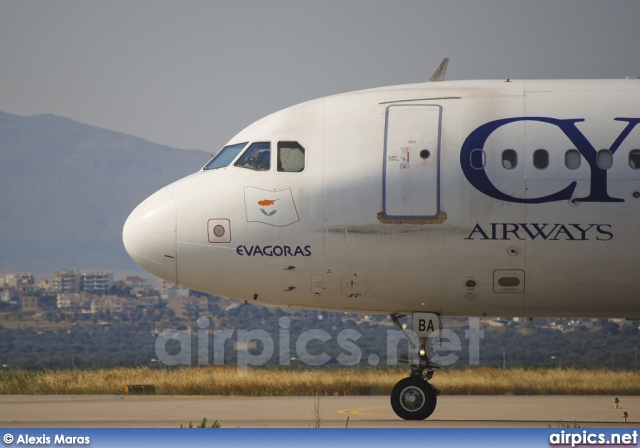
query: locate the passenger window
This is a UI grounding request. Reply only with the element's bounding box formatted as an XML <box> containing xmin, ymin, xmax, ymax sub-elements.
<box><xmin>502</xmin><ymin>149</ymin><xmax>517</xmax><ymax>169</ymax></box>
<box><xmin>629</xmin><ymin>150</ymin><xmax>640</xmax><ymax>169</ymax></box>
<box><xmin>235</xmin><ymin>142</ymin><xmax>271</xmax><ymax>171</ymax></box>
<box><xmin>533</xmin><ymin>149</ymin><xmax>548</xmax><ymax>169</ymax></box>
<box><xmin>277</xmin><ymin>141</ymin><xmax>305</xmax><ymax>172</ymax></box>
<box><xmin>597</xmin><ymin>149</ymin><xmax>612</xmax><ymax>170</ymax></box>
<box><xmin>565</xmin><ymin>149</ymin><xmax>581</xmax><ymax>170</ymax></box>
<box><xmin>470</xmin><ymin>149</ymin><xmax>485</xmax><ymax>169</ymax></box>
<box><xmin>203</xmin><ymin>142</ymin><xmax>247</xmax><ymax>170</ymax></box>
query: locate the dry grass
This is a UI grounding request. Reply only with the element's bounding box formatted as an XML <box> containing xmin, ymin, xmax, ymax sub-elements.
<box><xmin>434</xmin><ymin>368</ymin><xmax>640</xmax><ymax>395</ymax></box>
<box><xmin>0</xmin><ymin>367</ymin><xmax>638</xmax><ymax>396</ymax></box>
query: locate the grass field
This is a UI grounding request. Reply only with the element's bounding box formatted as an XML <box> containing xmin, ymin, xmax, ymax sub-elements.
<box><xmin>1</xmin><ymin>367</ymin><xmax>639</xmax><ymax>396</ymax></box>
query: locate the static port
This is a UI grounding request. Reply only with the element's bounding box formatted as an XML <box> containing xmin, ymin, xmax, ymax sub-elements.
<box><xmin>465</xmin><ymin>280</ymin><xmax>477</xmax><ymax>288</ymax></box>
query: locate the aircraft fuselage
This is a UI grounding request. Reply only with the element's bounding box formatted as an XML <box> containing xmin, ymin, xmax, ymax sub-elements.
<box><xmin>124</xmin><ymin>79</ymin><xmax>640</xmax><ymax>319</ymax></box>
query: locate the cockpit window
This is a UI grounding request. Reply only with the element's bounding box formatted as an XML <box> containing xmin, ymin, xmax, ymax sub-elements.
<box><xmin>235</xmin><ymin>142</ymin><xmax>271</xmax><ymax>171</ymax></box>
<box><xmin>277</xmin><ymin>141</ymin><xmax>305</xmax><ymax>172</ymax></box>
<box><xmin>203</xmin><ymin>142</ymin><xmax>247</xmax><ymax>170</ymax></box>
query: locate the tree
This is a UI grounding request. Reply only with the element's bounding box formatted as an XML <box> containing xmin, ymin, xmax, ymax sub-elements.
<box><xmin>605</xmin><ymin>322</ymin><xmax>620</xmax><ymax>335</ymax></box>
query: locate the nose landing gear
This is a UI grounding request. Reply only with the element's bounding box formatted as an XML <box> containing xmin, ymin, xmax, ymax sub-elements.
<box><xmin>391</xmin><ymin>376</ymin><xmax>439</xmax><ymax>420</ymax></box>
<box><xmin>390</xmin><ymin>313</ymin><xmax>441</xmax><ymax>420</ymax></box>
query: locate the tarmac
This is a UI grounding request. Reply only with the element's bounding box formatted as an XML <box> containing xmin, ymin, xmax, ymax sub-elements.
<box><xmin>1</xmin><ymin>395</ymin><xmax>639</xmax><ymax>428</ymax></box>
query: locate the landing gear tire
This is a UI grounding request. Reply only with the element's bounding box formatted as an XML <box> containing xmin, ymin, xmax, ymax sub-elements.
<box><xmin>390</xmin><ymin>377</ymin><xmax>437</xmax><ymax>420</ymax></box>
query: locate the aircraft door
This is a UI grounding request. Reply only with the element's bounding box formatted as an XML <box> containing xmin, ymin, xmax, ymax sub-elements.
<box><xmin>383</xmin><ymin>104</ymin><xmax>442</xmax><ymax>219</ymax></box>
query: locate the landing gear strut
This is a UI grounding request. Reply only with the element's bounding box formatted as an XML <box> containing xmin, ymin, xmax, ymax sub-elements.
<box><xmin>390</xmin><ymin>313</ymin><xmax>441</xmax><ymax>420</ymax></box>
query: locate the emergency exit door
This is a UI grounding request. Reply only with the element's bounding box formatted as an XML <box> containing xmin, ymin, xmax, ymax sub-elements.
<box><xmin>382</xmin><ymin>104</ymin><xmax>442</xmax><ymax>219</ymax></box>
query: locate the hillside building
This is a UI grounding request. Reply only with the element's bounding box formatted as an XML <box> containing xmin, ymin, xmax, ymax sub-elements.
<box><xmin>3</xmin><ymin>273</ymin><xmax>35</xmax><ymax>295</ymax></box>
<box><xmin>52</xmin><ymin>271</ymin><xmax>81</xmax><ymax>294</ymax></box>
<box><xmin>91</xmin><ymin>296</ymin><xmax>133</xmax><ymax>315</ymax></box>
<box><xmin>81</xmin><ymin>271</ymin><xmax>113</xmax><ymax>295</ymax></box>
<box><xmin>157</xmin><ymin>279</ymin><xmax>189</xmax><ymax>301</ymax></box>
<box><xmin>167</xmin><ymin>297</ymin><xmax>209</xmax><ymax>318</ymax></box>
<box><xmin>57</xmin><ymin>293</ymin><xmax>85</xmax><ymax>308</ymax></box>
<box><xmin>124</xmin><ymin>276</ymin><xmax>154</xmax><ymax>297</ymax></box>
<box><xmin>21</xmin><ymin>296</ymin><xmax>38</xmax><ymax>310</ymax></box>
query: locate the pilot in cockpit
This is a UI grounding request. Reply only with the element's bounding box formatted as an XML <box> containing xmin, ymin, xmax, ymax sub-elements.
<box><xmin>235</xmin><ymin>142</ymin><xmax>270</xmax><ymax>171</ymax></box>
<box><xmin>255</xmin><ymin>150</ymin><xmax>270</xmax><ymax>170</ymax></box>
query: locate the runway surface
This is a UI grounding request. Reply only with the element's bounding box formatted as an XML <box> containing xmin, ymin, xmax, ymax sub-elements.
<box><xmin>0</xmin><ymin>395</ymin><xmax>638</xmax><ymax>428</ymax></box>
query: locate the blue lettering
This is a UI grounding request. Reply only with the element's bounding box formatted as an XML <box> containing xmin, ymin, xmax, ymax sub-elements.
<box><xmin>576</xmin><ymin>118</ymin><xmax>640</xmax><ymax>203</ymax></box>
<box><xmin>519</xmin><ymin>223</ymin><xmax>557</xmax><ymax>240</ymax></box>
<box><xmin>490</xmin><ymin>223</ymin><xmax>498</xmax><ymax>240</ymax></box>
<box><xmin>569</xmin><ymin>224</ymin><xmax>596</xmax><ymax>240</ymax></box>
<box><xmin>550</xmin><ymin>224</ymin><xmax>576</xmax><ymax>241</ymax></box>
<box><xmin>465</xmin><ymin>223</ymin><xmax>611</xmax><ymax>241</ymax></box>
<box><xmin>236</xmin><ymin>245</ymin><xmax>312</xmax><ymax>256</ymax></box>
<box><xmin>596</xmin><ymin>224</ymin><xmax>613</xmax><ymax>241</ymax></box>
<box><xmin>461</xmin><ymin>117</ymin><xmax>640</xmax><ymax>203</ymax></box>
<box><xmin>465</xmin><ymin>224</ymin><xmax>490</xmax><ymax>240</ymax></box>
<box><xmin>501</xmin><ymin>223</ymin><xmax>524</xmax><ymax>240</ymax></box>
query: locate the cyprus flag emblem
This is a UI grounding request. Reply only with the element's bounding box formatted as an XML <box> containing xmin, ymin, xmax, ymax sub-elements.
<box><xmin>244</xmin><ymin>187</ymin><xmax>299</xmax><ymax>227</ymax></box>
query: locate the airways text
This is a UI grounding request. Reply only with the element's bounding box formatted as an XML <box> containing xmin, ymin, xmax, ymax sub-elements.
<box><xmin>465</xmin><ymin>223</ymin><xmax>612</xmax><ymax>241</ymax></box>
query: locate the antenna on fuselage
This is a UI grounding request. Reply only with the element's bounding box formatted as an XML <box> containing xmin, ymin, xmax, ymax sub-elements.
<box><xmin>429</xmin><ymin>58</ymin><xmax>449</xmax><ymax>82</ymax></box>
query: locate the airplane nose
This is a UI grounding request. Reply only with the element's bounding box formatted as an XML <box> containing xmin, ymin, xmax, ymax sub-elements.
<box><xmin>122</xmin><ymin>187</ymin><xmax>177</xmax><ymax>283</ymax></box>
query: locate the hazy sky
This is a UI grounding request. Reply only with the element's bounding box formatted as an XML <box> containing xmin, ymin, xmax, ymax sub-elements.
<box><xmin>1</xmin><ymin>1</ymin><xmax>640</xmax><ymax>151</ymax></box>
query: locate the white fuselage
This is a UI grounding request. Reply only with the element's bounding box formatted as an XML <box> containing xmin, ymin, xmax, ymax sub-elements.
<box><xmin>123</xmin><ymin>79</ymin><xmax>640</xmax><ymax>319</ymax></box>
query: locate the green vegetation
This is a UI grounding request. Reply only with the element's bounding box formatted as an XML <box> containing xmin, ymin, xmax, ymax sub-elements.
<box><xmin>181</xmin><ymin>418</ymin><xmax>221</xmax><ymax>428</ymax></box>
<box><xmin>0</xmin><ymin>298</ymin><xmax>639</xmax><ymax>371</ymax></box>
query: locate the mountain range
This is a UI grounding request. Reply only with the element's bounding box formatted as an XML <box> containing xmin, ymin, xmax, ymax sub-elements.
<box><xmin>0</xmin><ymin>111</ymin><xmax>210</xmax><ymax>274</ymax></box>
